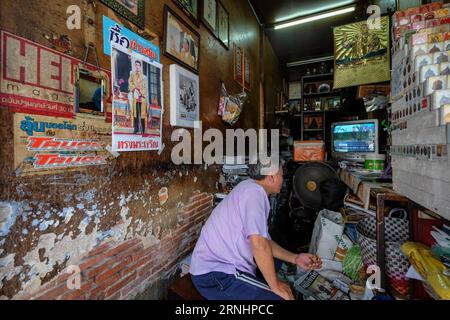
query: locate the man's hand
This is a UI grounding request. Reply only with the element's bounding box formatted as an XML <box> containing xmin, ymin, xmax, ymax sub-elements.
<box><xmin>294</xmin><ymin>253</ymin><xmax>322</xmax><ymax>271</ymax></box>
<box><xmin>271</xmin><ymin>280</ymin><xmax>295</xmax><ymax>300</ymax></box>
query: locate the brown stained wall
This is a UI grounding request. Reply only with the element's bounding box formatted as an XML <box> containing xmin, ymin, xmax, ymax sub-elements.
<box><xmin>263</xmin><ymin>35</ymin><xmax>284</xmax><ymax>130</ymax></box>
<box><xmin>0</xmin><ymin>0</ymin><xmax>283</xmax><ymax>299</ymax></box>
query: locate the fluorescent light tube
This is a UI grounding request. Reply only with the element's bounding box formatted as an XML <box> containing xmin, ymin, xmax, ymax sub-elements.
<box><xmin>274</xmin><ymin>6</ymin><xmax>355</xmax><ymax>30</ymax></box>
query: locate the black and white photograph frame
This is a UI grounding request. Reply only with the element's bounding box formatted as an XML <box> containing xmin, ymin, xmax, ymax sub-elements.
<box><xmin>201</xmin><ymin>0</ymin><xmax>217</xmax><ymax>35</ymax></box>
<box><xmin>170</xmin><ymin>64</ymin><xmax>200</xmax><ymax>128</ymax></box>
<box><xmin>216</xmin><ymin>0</ymin><xmax>229</xmax><ymax>50</ymax></box>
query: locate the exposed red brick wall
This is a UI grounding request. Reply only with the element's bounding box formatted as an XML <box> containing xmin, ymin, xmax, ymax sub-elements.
<box><xmin>18</xmin><ymin>192</ymin><xmax>213</xmax><ymax>300</ymax></box>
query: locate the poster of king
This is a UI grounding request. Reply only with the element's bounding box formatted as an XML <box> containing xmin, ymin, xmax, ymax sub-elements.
<box><xmin>111</xmin><ymin>43</ymin><xmax>163</xmax><ymax>152</ymax></box>
<box><xmin>333</xmin><ymin>16</ymin><xmax>390</xmax><ymax>89</ymax></box>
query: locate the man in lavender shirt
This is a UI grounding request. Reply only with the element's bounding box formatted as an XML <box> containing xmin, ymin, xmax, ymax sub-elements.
<box><xmin>190</xmin><ymin>161</ymin><xmax>321</xmax><ymax>300</ymax></box>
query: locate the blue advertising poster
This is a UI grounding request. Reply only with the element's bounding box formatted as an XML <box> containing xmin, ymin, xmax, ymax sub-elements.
<box><xmin>103</xmin><ymin>16</ymin><xmax>160</xmax><ymax>62</ymax></box>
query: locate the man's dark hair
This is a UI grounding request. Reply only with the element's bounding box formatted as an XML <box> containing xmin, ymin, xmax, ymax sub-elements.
<box><xmin>135</xmin><ymin>61</ymin><xmax>142</xmax><ymax>66</ymax></box>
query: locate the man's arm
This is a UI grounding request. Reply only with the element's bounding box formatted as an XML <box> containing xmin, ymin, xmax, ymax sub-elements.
<box><xmin>249</xmin><ymin>235</ymin><xmax>294</xmax><ymax>300</ymax></box>
<box><xmin>270</xmin><ymin>240</ymin><xmax>322</xmax><ymax>271</ymax></box>
<box><xmin>269</xmin><ymin>240</ymin><xmax>297</xmax><ymax>264</ymax></box>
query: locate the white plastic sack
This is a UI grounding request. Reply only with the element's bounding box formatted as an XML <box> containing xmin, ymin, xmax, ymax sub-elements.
<box><xmin>309</xmin><ymin>210</ymin><xmax>344</xmax><ymax>260</ymax></box>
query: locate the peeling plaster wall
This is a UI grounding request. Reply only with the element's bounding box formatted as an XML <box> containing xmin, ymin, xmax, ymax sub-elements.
<box><xmin>0</xmin><ymin>161</ymin><xmax>218</xmax><ymax>298</ymax></box>
<box><xmin>0</xmin><ymin>0</ymin><xmax>281</xmax><ymax>299</ymax></box>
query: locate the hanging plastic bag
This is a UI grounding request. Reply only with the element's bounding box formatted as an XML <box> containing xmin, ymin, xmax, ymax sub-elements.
<box><xmin>218</xmin><ymin>82</ymin><xmax>247</xmax><ymax>125</ymax></box>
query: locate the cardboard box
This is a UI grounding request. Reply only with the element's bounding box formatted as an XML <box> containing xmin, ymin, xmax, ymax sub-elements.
<box><xmin>294</xmin><ymin>141</ymin><xmax>325</xmax><ymax>162</ymax></box>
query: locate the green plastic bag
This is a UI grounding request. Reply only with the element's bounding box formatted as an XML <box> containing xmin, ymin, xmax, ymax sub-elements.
<box><xmin>343</xmin><ymin>245</ymin><xmax>364</xmax><ymax>282</ymax></box>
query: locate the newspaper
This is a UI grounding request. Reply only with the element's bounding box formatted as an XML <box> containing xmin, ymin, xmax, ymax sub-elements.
<box><xmin>294</xmin><ymin>271</ymin><xmax>350</xmax><ymax>300</ymax></box>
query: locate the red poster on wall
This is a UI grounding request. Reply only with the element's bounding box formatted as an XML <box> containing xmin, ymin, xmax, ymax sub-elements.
<box><xmin>0</xmin><ymin>30</ymin><xmax>112</xmax><ymax>119</ymax></box>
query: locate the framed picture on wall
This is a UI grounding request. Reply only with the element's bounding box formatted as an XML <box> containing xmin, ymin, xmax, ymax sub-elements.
<box><xmin>163</xmin><ymin>5</ymin><xmax>200</xmax><ymax>73</ymax></box>
<box><xmin>172</xmin><ymin>0</ymin><xmax>199</xmax><ymax>25</ymax></box>
<box><xmin>100</xmin><ymin>0</ymin><xmax>145</xmax><ymax>29</ymax></box>
<box><xmin>233</xmin><ymin>43</ymin><xmax>243</xmax><ymax>85</ymax></box>
<box><xmin>217</xmin><ymin>0</ymin><xmax>229</xmax><ymax>49</ymax></box>
<box><xmin>170</xmin><ymin>64</ymin><xmax>200</xmax><ymax>128</ymax></box>
<box><xmin>201</xmin><ymin>0</ymin><xmax>217</xmax><ymax>35</ymax></box>
<box><xmin>244</xmin><ymin>52</ymin><xmax>251</xmax><ymax>91</ymax></box>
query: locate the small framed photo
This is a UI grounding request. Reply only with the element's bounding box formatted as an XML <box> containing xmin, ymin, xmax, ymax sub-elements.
<box><xmin>201</xmin><ymin>0</ymin><xmax>217</xmax><ymax>35</ymax></box>
<box><xmin>244</xmin><ymin>52</ymin><xmax>251</xmax><ymax>91</ymax></box>
<box><xmin>170</xmin><ymin>64</ymin><xmax>200</xmax><ymax>128</ymax></box>
<box><xmin>217</xmin><ymin>0</ymin><xmax>229</xmax><ymax>49</ymax></box>
<box><xmin>172</xmin><ymin>0</ymin><xmax>199</xmax><ymax>25</ymax></box>
<box><xmin>233</xmin><ymin>43</ymin><xmax>243</xmax><ymax>85</ymax></box>
<box><xmin>163</xmin><ymin>5</ymin><xmax>200</xmax><ymax>73</ymax></box>
<box><xmin>100</xmin><ymin>0</ymin><xmax>145</xmax><ymax>29</ymax></box>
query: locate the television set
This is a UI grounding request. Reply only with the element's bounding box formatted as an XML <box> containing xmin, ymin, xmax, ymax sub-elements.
<box><xmin>331</xmin><ymin>119</ymin><xmax>379</xmax><ymax>162</ymax></box>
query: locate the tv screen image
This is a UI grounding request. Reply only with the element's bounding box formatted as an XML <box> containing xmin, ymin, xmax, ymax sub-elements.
<box><xmin>333</xmin><ymin>122</ymin><xmax>376</xmax><ymax>153</ymax></box>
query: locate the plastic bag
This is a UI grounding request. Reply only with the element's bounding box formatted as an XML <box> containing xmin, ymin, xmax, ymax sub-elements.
<box><xmin>218</xmin><ymin>82</ymin><xmax>247</xmax><ymax>125</ymax></box>
<box><xmin>309</xmin><ymin>210</ymin><xmax>345</xmax><ymax>260</ymax></box>
<box><xmin>343</xmin><ymin>245</ymin><xmax>364</xmax><ymax>282</ymax></box>
<box><xmin>401</xmin><ymin>242</ymin><xmax>450</xmax><ymax>300</ymax></box>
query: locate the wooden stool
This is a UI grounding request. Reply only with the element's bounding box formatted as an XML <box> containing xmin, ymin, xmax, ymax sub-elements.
<box><xmin>168</xmin><ymin>274</ymin><xmax>205</xmax><ymax>300</ymax></box>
